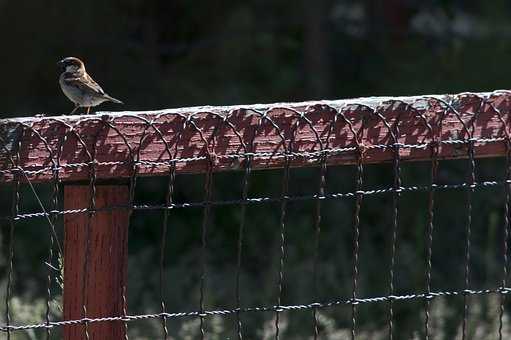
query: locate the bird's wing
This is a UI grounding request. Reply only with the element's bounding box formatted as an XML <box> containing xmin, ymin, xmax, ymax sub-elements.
<box><xmin>64</xmin><ymin>74</ymin><xmax>106</xmax><ymax>96</ymax></box>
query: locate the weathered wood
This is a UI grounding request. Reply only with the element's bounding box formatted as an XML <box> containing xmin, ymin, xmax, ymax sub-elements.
<box><xmin>1</xmin><ymin>91</ymin><xmax>510</xmax><ymax>183</ymax></box>
<box><xmin>63</xmin><ymin>185</ymin><xmax>129</xmax><ymax>340</ymax></box>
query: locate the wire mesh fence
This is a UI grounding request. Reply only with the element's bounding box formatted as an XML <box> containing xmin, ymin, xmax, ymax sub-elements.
<box><xmin>1</xmin><ymin>90</ymin><xmax>511</xmax><ymax>339</ymax></box>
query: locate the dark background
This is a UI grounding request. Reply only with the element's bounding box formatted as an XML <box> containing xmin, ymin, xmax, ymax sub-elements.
<box><xmin>2</xmin><ymin>1</ymin><xmax>511</xmax><ymax>339</ymax></box>
<box><xmin>2</xmin><ymin>0</ymin><xmax>511</xmax><ymax>118</ymax></box>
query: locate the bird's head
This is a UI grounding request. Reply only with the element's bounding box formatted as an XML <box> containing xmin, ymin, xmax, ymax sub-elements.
<box><xmin>57</xmin><ymin>57</ymin><xmax>85</xmax><ymax>74</ymax></box>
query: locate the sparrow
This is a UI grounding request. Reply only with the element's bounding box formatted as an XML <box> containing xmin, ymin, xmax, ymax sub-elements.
<box><xmin>57</xmin><ymin>57</ymin><xmax>123</xmax><ymax>115</ymax></box>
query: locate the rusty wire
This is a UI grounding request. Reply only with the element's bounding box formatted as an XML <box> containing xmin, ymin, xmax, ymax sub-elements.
<box><xmin>1</xmin><ymin>91</ymin><xmax>511</xmax><ymax>338</ymax></box>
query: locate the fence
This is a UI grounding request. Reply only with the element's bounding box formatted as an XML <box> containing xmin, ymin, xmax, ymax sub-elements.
<box><xmin>1</xmin><ymin>90</ymin><xmax>511</xmax><ymax>339</ymax></box>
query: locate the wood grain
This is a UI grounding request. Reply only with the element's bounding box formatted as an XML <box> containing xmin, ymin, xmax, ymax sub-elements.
<box><xmin>1</xmin><ymin>91</ymin><xmax>510</xmax><ymax>183</ymax></box>
<box><xmin>63</xmin><ymin>185</ymin><xmax>129</xmax><ymax>339</ymax></box>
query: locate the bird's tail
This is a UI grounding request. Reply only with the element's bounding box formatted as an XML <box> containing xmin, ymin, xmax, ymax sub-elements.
<box><xmin>105</xmin><ymin>95</ymin><xmax>123</xmax><ymax>104</ymax></box>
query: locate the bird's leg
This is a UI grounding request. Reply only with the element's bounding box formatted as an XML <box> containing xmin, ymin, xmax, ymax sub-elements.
<box><xmin>86</xmin><ymin>107</ymin><xmax>91</xmax><ymax>114</ymax></box>
<box><xmin>69</xmin><ymin>104</ymin><xmax>79</xmax><ymax>115</ymax></box>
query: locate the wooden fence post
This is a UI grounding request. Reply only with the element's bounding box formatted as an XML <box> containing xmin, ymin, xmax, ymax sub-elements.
<box><xmin>63</xmin><ymin>185</ymin><xmax>129</xmax><ymax>339</ymax></box>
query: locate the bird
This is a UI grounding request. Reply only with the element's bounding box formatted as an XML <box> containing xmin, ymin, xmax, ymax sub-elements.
<box><xmin>57</xmin><ymin>57</ymin><xmax>123</xmax><ymax>115</ymax></box>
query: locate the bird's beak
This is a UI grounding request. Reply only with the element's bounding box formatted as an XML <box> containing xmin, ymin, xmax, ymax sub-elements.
<box><xmin>57</xmin><ymin>60</ymin><xmax>64</xmax><ymax>71</ymax></box>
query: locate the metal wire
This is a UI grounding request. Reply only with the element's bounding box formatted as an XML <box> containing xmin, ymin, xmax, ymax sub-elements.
<box><xmin>275</xmin><ymin>156</ymin><xmax>290</xmax><ymax>340</ymax></box>
<box><xmin>158</xmin><ymin>153</ymin><xmax>179</xmax><ymax>340</ymax></box>
<box><xmin>2</xmin><ymin>90</ymin><xmax>511</xmax><ymax>338</ymax></box>
<box><xmin>1</xmin><ymin>287</ymin><xmax>511</xmax><ymax>333</ymax></box>
<box><xmin>424</xmin><ymin>108</ymin><xmax>439</xmax><ymax>340</ymax></box>
<box><xmin>0</xmin><ymin>137</ymin><xmax>507</xmax><ymax>179</ymax></box>
<box><xmin>5</xmin><ymin>179</ymin><xmax>511</xmax><ymax>223</ymax></box>
<box><xmin>234</xmin><ymin>115</ymin><xmax>256</xmax><ymax>340</ymax></box>
<box><xmin>82</xmin><ymin>141</ymin><xmax>98</xmax><ymax>340</ymax></box>
<box><xmin>195</xmin><ymin>114</ymin><xmax>222</xmax><ymax>339</ymax></box>
<box><xmin>5</xmin><ymin>132</ymin><xmax>21</xmax><ymax>340</ymax></box>
<box><xmin>44</xmin><ymin>130</ymin><xmax>61</xmax><ymax>340</ymax></box>
<box><xmin>311</xmin><ymin>151</ymin><xmax>329</xmax><ymax>338</ymax></box>
<box><xmin>387</xmin><ymin>110</ymin><xmax>401</xmax><ymax>340</ymax></box>
<box><xmin>462</xmin><ymin>99</ymin><xmax>478</xmax><ymax>340</ymax></box>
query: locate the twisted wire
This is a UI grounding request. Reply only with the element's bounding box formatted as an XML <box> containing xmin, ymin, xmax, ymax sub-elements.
<box><xmin>387</xmin><ymin>111</ymin><xmax>401</xmax><ymax>340</ymax></box>
<box><xmin>275</xmin><ymin>155</ymin><xmax>290</xmax><ymax>340</ymax></box>
<box><xmin>351</xmin><ymin>113</ymin><xmax>364</xmax><ymax>340</ymax></box>
<box><xmin>499</xmin><ymin>126</ymin><xmax>511</xmax><ymax>340</ymax></box>
<box><xmin>1</xmin><ymin>287</ymin><xmax>511</xmax><ymax>333</ymax></box>
<box><xmin>1</xmin><ymin>137</ymin><xmax>507</xmax><ymax>180</ymax></box>
<box><xmin>234</xmin><ymin>114</ymin><xmax>257</xmax><ymax>340</ymax></box>
<box><xmin>5</xmin><ymin>130</ymin><xmax>22</xmax><ymax>340</ymax></box>
<box><xmin>157</xmin><ymin>115</ymin><xmax>185</xmax><ymax>340</ymax></box>
<box><xmin>311</xmin><ymin>153</ymin><xmax>329</xmax><ymax>338</ymax></box>
<box><xmin>461</xmin><ymin>98</ymin><xmax>480</xmax><ymax>340</ymax></box>
<box><xmin>6</xmin><ymin>179</ymin><xmax>511</xmax><ymax>222</ymax></box>
<box><xmin>424</xmin><ymin>110</ymin><xmax>439</xmax><ymax>340</ymax></box>
<box><xmin>1</xmin><ymin>90</ymin><xmax>511</xmax><ymax>338</ymax></box>
<box><xmin>197</xmin><ymin>114</ymin><xmax>219</xmax><ymax>339</ymax></box>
